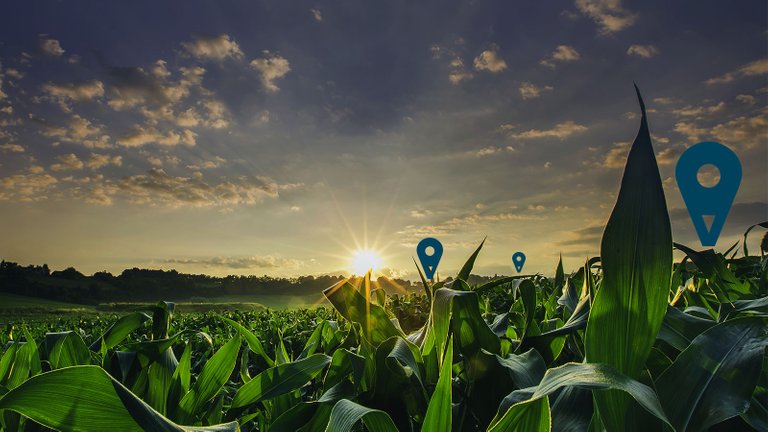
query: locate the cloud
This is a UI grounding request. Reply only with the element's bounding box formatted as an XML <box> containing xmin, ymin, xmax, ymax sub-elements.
<box><xmin>201</xmin><ymin>100</ymin><xmax>230</xmax><ymax>128</ymax></box>
<box><xmin>627</xmin><ymin>44</ymin><xmax>659</xmax><ymax>58</ymax></box>
<box><xmin>540</xmin><ymin>45</ymin><xmax>580</xmax><ymax>68</ymax></box>
<box><xmin>42</xmin><ymin>80</ymin><xmax>104</xmax><ymax>102</ymax></box>
<box><xmin>600</xmin><ymin>142</ymin><xmax>630</xmax><ymax>168</ymax></box>
<box><xmin>653</xmin><ymin>97</ymin><xmax>676</xmax><ymax>105</ymax></box>
<box><xmin>736</xmin><ymin>95</ymin><xmax>756</xmax><ymax>106</ymax></box>
<box><xmin>311</xmin><ymin>8</ymin><xmax>323</xmax><ymax>22</ymax></box>
<box><xmin>706</xmin><ymin>58</ymin><xmax>768</xmax><ymax>85</ymax></box>
<box><xmin>0</xmin><ymin>143</ymin><xmax>24</xmax><ymax>153</ymax></box>
<box><xmin>575</xmin><ymin>0</ymin><xmax>637</xmax><ymax>34</ymax></box>
<box><xmin>110</xmin><ymin>169</ymin><xmax>286</xmax><ymax>208</ymax></box>
<box><xmin>4</xmin><ymin>68</ymin><xmax>23</xmax><ymax>80</ymax></box>
<box><xmin>250</xmin><ymin>53</ymin><xmax>291</xmax><ymax>92</ymax></box>
<box><xmin>0</xmin><ymin>166</ymin><xmax>58</xmax><ymax>201</ymax></box>
<box><xmin>181</xmin><ymin>34</ymin><xmax>243</xmax><ymax>61</ymax></box>
<box><xmin>398</xmin><ymin>211</ymin><xmax>547</xmax><ymax>238</ymax></box>
<box><xmin>41</xmin><ymin>80</ymin><xmax>105</xmax><ymax>111</ymax></box>
<box><xmin>554</xmin><ymin>224</ymin><xmax>603</xmax><ymax>251</ymax></box>
<box><xmin>163</xmin><ymin>255</ymin><xmax>303</xmax><ymax>270</ymax></box>
<box><xmin>38</xmin><ymin>36</ymin><xmax>65</xmax><ymax>56</ymax></box>
<box><xmin>39</xmin><ymin>115</ymin><xmax>112</xmax><ymax>148</ymax></box>
<box><xmin>473</xmin><ymin>49</ymin><xmax>507</xmax><ymax>72</ymax></box>
<box><xmin>187</xmin><ymin>156</ymin><xmax>226</xmax><ymax>170</ymax></box>
<box><xmin>506</xmin><ymin>121</ymin><xmax>587</xmax><ymax>140</ymax></box>
<box><xmin>141</xmin><ymin>105</ymin><xmax>203</xmax><ymax>127</ymax></box>
<box><xmin>655</xmin><ymin>144</ymin><xmax>686</xmax><ymax>166</ymax></box>
<box><xmin>117</xmin><ymin>125</ymin><xmax>196</xmax><ymax>147</ymax></box>
<box><xmin>86</xmin><ymin>153</ymin><xmax>123</xmax><ymax>170</ymax></box>
<box><xmin>519</xmin><ymin>82</ymin><xmax>553</xmax><ymax>100</ymax></box>
<box><xmin>106</xmin><ymin>64</ymin><xmax>204</xmax><ymax>111</ymax></box>
<box><xmin>674</xmin><ymin>108</ymin><xmax>767</xmax><ymax>150</ymax></box>
<box><xmin>449</xmin><ymin>67</ymin><xmax>473</xmax><ymax>84</ymax></box>
<box><xmin>671</xmin><ymin>101</ymin><xmax>726</xmax><ymax>118</ymax></box>
<box><xmin>51</xmin><ymin>153</ymin><xmax>85</xmax><ymax>171</ymax></box>
<box><xmin>410</xmin><ymin>209</ymin><xmax>432</xmax><ymax>218</ymax></box>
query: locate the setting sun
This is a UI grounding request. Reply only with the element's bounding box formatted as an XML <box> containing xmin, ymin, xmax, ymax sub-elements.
<box><xmin>349</xmin><ymin>249</ymin><xmax>383</xmax><ymax>275</ymax></box>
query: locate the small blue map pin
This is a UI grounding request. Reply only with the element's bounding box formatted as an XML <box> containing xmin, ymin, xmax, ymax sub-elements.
<box><xmin>417</xmin><ymin>238</ymin><xmax>443</xmax><ymax>280</ymax></box>
<box><xmin>676</xmin><ymin>141</ymin><xmax>742</xmax><ymax>247</ymax></box>
<box><xmin>512</xmin><ymin>252</ymin><xmax>526</xmax><ymax>273</ymax></box>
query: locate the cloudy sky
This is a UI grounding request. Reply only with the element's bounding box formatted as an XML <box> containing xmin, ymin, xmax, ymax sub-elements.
<box><xmin>0</xmin><ymin>0</ymin><xmax>766</xmax><ymax>279</ymax></box>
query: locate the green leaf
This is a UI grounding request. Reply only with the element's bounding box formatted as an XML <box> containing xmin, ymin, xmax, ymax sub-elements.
<box><xmin>414</xmin><ymin>257</ymin><xmax>433</xmax><ymax>301</ymax></box>
<box><xmin>150</xmin><ymin>301</ymin><xmax>175</xmax><ymax>340</ymax></box>
<box><xmin>6</xmin><ymin>340</ymin><xmax>37</xmax><ymax>391</ymax></box>
<box><xmin>323</xmin><ymin>281</ymin><xmax>404</xmax><ymax>346</ymax></box>
<box><xmin>0</xmin><ymin>365</ymin><xmax>239</xmax><ymax>432</ymax></box>
<box><xmin>324</xmin><ymin>348</ymin><xmax>365</xmax><ymax>391</ymax></box>
<box><xmin>457</xmin><ymin>238</ymin><xmax>485</xmax><ymax>282</ymax></box>
<box><xmin>585</xmin><ymin>87</ymin><xmax>673</xmax><ymax>431</ymax></box>
<box><xmin>46</xmin><ymin>331</ymin><xmax>92</xmax><ymax>369</ymax></box>
<box><xmin>495</xmin><ymin>349</ymin><xmax>547</xmax><ymax>389</ymax></box>
<box><xmin>554</xmin><ymin>254</ymin><xmax>565</xmax><ymax>298</ymax></box>
<box><xmin>222</xmin><ymin>317</ymin><xmax>274</xmax><ymax>367</ymax></box>
<box><xmin>423</xmin><ymin>336</ymin><xmax>453</xmax><ymax>431</ymax></box>
<box><xmin>742</xmin><ymin>221</ymin><xmax>768</xmax><ymax>257</ymax></box>
<box><xmin>230</xmin><ymin>354</ymin><xmax>331</xmax><ymax>409</ymax></box>
<box><xmin>488</xmin><ymin>397</ymin><xmax>550</xmax><ymax>432</ymax></box>
<box><xmin>656</xmin><ymin>317</ymin><xmax>768</xmax><ymax>432</ymax></box>
<box><xmin>0</xmin><ymin>343</ymin><xmax>18</xmax><ymax>386</ymax></box>
<box><xmin>674</xmin><ymin>243</ymin><xmax>751</xmax><ymax>301</ymax></box>
<box><xmin>168</xmin><ymin>343</ymin><xmax>192</xmax><ymax>416</ymax></box>
<box><xmin>324</xmin><ymin>399</ymin><xmax>398</xmax><ymax>432</ymax></box>
<box><xmin>657</xmin><ymin>306</ymin><xmax>715</xmax><ymax>352</ymax></box>
<box><xmin>146</xmin><ymin>347</ymin><xmax>178</xmax><ymax>415</ymax></box>
<box><xmin>493</xmin><ymin>362</ymin><xmax>672</xmax><ymax>430</ymax></box>
<box><xmin>90</xmin><ymin>312</ymin><xmax>150</xmax><ymax>351</ymax></box>
<box><xmin>178</xmin><ymin>336</ymin><xmax>241</xmax><ymax>422</ymax></box>
<box><xmin>431</xmin><ymin>288</ymin><xmax>500</xmax><ymax>365</ymax></box>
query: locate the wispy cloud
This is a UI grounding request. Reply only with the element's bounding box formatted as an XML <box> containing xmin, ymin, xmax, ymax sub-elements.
<box><xmin>181</xmin><ymin>34</ymin><xmax>244</xmax><ymax>61</ymax></box>
<box><xmin>706</xmin><ymin>58</ymin><xmax>768</xmax><ymax>85</ymax></box>
<box><xmin>250</xmin><ymin>53</ymin><xmax>291</xmax><ymax>92</ymax></box>
<box><xmin>519</xmin><ymin>82</ymin><xmax>554</xmax><ymax>100</ymax></box>
<box><xmin>575</xmin><ymin>0</ymin><xmax>637</xmax><ymax>34</ymax></box>
<box><xmin>540</xmin><ymin>45</ymin><xmax>580</xmax><ymax>68</ymax></box>
<box><xmin>627</xmin><ymin>44</ymin><xmax>659</xmax><ymax>58</ymax></box>
<box><xmin>38</xmin><ymin>35</ymin><xmax>65</xmax><ymax>56</ymax></box>
<box><xmin>473</xmin><ymin>48</ymin><xmax>507</xmax><ymax>73</ymax></box>
<box><xmin>506</xmin><ymin>121</ymin><xmax>587</xmax><ymax>140</ymax></box>
<box><xmin>163</xmin><ymin>255</ymin><xmax>304</xmax><ymax>270</ymax></box>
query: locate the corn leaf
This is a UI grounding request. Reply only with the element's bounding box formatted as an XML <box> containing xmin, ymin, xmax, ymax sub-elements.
<box><xmin>585</xmin><ymin>87</ymin><xmax>672</xmax><ymax>431</ymax></box>
<box><xmin>0</xmin><ymin>365</ymin><xmax>239</xmax><ymax>432</ymax></box>
<box><xmin>422</xmin><ymin>336</ymin><xmax>452</xmax><ymax>431</ymax></box>
<box><xmin>656</xmin><ymin>317</ymin><xmax>768</xmax><ymax>432</ymax></box>
<box><xmin>324</xmin><ymin>399</ymin><xmax>398</xmax><ymax>432</ymax></box>
<box><xmin>230</xmin><ymin>354</ymin><xmax>331</xmax><ymax>409</ymax></box>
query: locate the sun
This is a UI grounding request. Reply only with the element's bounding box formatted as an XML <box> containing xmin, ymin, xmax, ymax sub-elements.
<box><xmin>350</xmin><ymin>249</ymin><xmax>383</xmax><ymax>275</ymax></box>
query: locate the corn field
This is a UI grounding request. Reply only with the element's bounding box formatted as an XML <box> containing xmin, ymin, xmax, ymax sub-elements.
<box><xmin>0</xmin><ymin>92</ymin><xmax>766</xmax><ymax>431</ymax></box>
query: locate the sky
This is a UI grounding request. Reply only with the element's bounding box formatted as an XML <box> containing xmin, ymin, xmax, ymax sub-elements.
<box><xmin>0</xmin><ymin>0</ymin><xmax>766</xmax><ymax>279</ymax></box>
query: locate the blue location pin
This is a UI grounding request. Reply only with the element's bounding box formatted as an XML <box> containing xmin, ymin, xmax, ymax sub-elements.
<box><xmin>417</xmin><ymin>238</ymin><xmax>443</xmax><ymax>280</ymax></box>
<box><xmin>512</xmin><ymin>252</ymin><xmax>526</xmax><ymax>273</ymax></box>
<box><xmin>675</xmin><ymin>141</ymin><xmax>742</xmax><ymax>247</ymax></box>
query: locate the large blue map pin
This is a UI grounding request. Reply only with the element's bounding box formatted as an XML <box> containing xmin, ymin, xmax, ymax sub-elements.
<box><xmin>417</xmin><ymin>238</ymin><xmax>443</xmax><ymax>280</ymax></box>
<box><xmin>676</xmin><ymin>141</ymin><xmax>742</xmax><ymax>247</ymax></box>
<box><xmin>512</xmin><ymin>252</ymin><xmax>526</xmax><ymax>273</ymax></box>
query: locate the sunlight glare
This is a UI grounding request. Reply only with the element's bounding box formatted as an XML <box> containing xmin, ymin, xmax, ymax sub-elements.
<box><xmin>350</xmin><ymin>249</ymin><xmax>383</xmax><ymax>275</ymax></box>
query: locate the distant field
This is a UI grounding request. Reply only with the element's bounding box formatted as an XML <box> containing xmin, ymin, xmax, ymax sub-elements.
<box><xmin>0</xmin><ymin>292</ymin><xmax>93</xmax><ymax>311</ymax></box>
<box><xmin>0</xmin><ymin>292</ymin><xmax>326</xmax><ymax>322</ymax></box>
